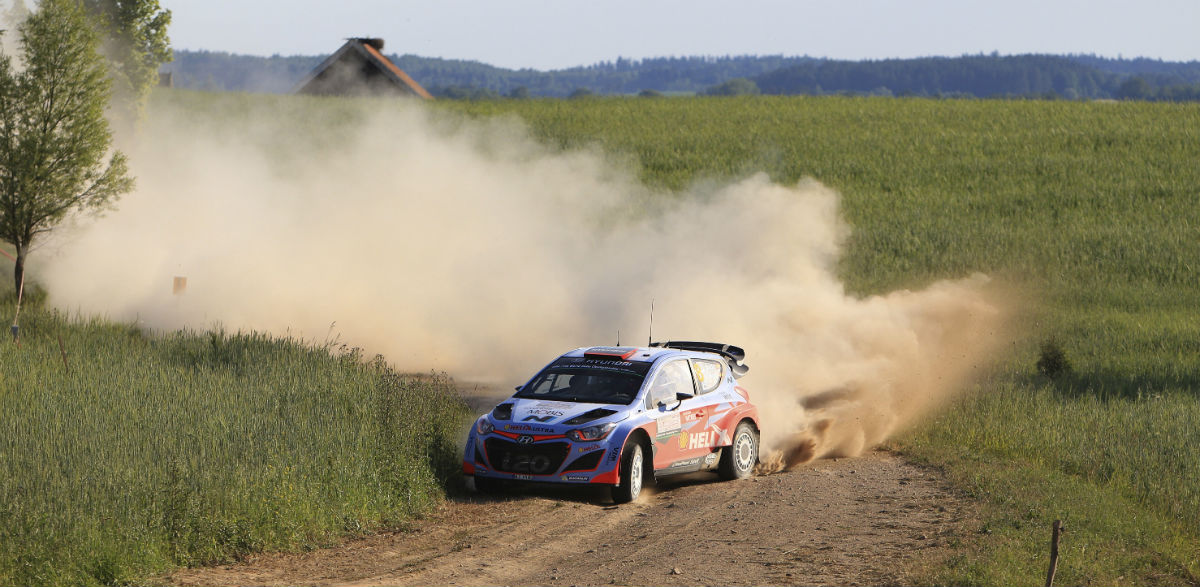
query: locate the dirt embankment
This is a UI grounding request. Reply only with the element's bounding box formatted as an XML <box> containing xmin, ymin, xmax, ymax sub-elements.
<box><xmin>168</xmin><ymin>450</ymin><xmax>975</xmax><ymax>587</ymax></box>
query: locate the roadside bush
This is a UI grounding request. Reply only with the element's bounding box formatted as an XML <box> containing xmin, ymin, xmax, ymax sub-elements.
<box><xmin>1036</xmin><ymin>337</ymin><xmax>1072</xmax><ymax>378</ymax></box>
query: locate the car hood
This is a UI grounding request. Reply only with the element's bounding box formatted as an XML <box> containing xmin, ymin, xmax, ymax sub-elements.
<box><xmin>504</xmin><ymin>398</ymin><xmax>627</xmax><ymax>427</ymax></box>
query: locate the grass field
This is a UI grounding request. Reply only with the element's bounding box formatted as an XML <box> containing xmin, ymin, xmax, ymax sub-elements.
<box><xmin>3</xmin><ymin>91</ymin><xmax>1199</xmax><ymax>585</ymax></box>
<box><xmin>440</xmin><ymin>96</ymin><xmax>1200</xmax><ymax>585</ymax></box>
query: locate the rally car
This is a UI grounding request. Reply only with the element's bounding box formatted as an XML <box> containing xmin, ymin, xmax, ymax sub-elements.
<box><xmin>463</xmin><ymin>341</ymin><xmax>760</xmax><ymax>503</ymax></box>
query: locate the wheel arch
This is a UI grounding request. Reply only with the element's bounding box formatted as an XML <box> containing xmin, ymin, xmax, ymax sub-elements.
<box><xmin>618</xmin><ymin>425</ymin><xmax>654</xmax><ymax>475</ymax></box>
<box><xmin>734</xmin><ymin>416</ymin><xmax>762</xmax><ymax>464</ymax></box>
<box><xmin>719</xmin><ymin>404</ymin><xmax>761</xmax><ymax>442</ymax></box>
<box><xmin>624</xmin><ymin>426</ymin><xmax>653</xmax><ymax>455</ymax></box>
<box><xmin>738</xmin><ymin>415</ymin><xmax>761</xmax><ymax>434</ymax></box>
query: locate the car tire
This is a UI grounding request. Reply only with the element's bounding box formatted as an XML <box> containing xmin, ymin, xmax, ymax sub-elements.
<box><xmin>611</xmin><ymin>437</ymin><xmax>649</xmax><ymax>504</ymax></box>
<box><xmin>472</xmin><ymin>475</ymin><xmax>502</xmax><ymax>494</ymax></box>
<box><xmin>718</xmin><ymin>421</ymin><xmax>759</xmax><ymax>480</ymax></box>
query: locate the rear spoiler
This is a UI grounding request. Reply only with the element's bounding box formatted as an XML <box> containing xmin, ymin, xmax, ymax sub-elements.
<box><xmin>650</xmin><ymin>340</ymin><xmax>749</xmax><ymax>378</ymax></box>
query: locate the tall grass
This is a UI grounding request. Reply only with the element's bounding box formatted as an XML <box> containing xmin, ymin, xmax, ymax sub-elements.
<box><xmin>903</xmin><ymin>379</ymin><xmax>1200</xmax><ymax>585</ymax></box>
<box><xmin>0</xmin><ymin>292</ymin><xmax>467</xmax><ymax>585</ymax></box>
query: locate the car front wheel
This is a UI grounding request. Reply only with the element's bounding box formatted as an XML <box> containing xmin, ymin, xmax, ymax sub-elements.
<box><xmin>611</xmin><ymin>438</ymin><xmax>648</xmax><ymax>504</ymax></box>
<box><xmin>718</xmin><ymin>421</ymin><xmax>759</xmax><ymax>480</ymax></box>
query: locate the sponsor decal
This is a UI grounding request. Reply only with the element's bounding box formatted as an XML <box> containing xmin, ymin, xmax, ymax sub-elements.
<box><xmin>668</xmin><ymin>456</ymin><xmax>702</xmax><ymax>469</ymax></box>
<box><xmin>513</xmin><ymin>474</ymin><xmax>533</xmax><ymax>480</ymax></box>
<box><xmin>576</xmin><ymin>444</ymin><xmax>604</xmax><ymax>453</ymax></box>
<box><xmin>657</xmin><ymin>413</ymin><xmax>681</xmax><ymax>437</ymax></box>
<box><xmin>704</xmin><ymin>452</ymin><xmax>718</xmax><ymax>466</ymax></box>
<box><xmin>687</xmin><ymin>410</ymin><xmax>705</xmax><ymax>421</ymax></box>
<box><xmin>608</xmin><ymin>449</ymin><xmax>620</xmax><ymax>463</ymax></box>
<box><xmin>527</xmin><ymin>408</ymin><xmax>565</xmax><ymax>416</ymax></box>
<box><xmin>561</xmin><ymin>474</ymin><xmax>590</xmax><ymax>482</ymax></box>
<box><xmin>577</xmin><ymin>358</ymin><xmax>633</xmax><ymax>367</ymax></box>
<box><xmin>553</xmin><ymin>356</ymin><xmax>648</xmax><ymax>375</ymax></box>
<box><xmin>495</xmin><ymin>430</ymin><xmax>566</xmax><ymax>442</ymax></box>
<box><xmin>687</xmin><ymin>430</ymin><xmax>717</xmax><ymax>450</ymax></box>
<box><xmin>677</xmin><ymin>430</ymin><xmax>689</xmax><ymax>450</ymax></box>
<box><xmin>522</xmin><ymin>415</ymin><xmax>556</xmax><ymax>423</ymax></box>
<box><xmin>504</xmin><ymin>424</ymin><xmax>555</xmax><ymax>433</ymax></box>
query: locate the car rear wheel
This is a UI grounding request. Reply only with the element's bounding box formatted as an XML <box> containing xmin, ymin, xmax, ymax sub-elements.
<box><xmin>718</xmin><ymin>421</ymin><xmax>758</xmax><ymax>480</ymax></box>
<box><xmin>611</xmin><ymin>438</ymin><xmax>649</xmax><ymax>504</ymax></box>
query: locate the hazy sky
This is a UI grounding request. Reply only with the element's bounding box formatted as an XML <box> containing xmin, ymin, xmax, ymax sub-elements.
<box><xmin>163</xmin><ymin>0</ymin><xmax>1199</xmax><ymax>70</ymax></box>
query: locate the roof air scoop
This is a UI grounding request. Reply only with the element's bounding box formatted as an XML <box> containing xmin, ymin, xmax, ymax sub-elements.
<box><xmin>584</xmin><ymin>347</ymin><xmax>637</xmax><ymax>360</ymax></box>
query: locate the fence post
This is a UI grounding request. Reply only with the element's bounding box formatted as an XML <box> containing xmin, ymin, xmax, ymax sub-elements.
<box><xmin>1045</xmin><ymin>519</ymin><xmax>1063</xmax><ymax>587</ymax></box>
<box><xmin>58</xmin><ymin>333</ymin><xmax>70</xmax><ymax>374</ymax></box>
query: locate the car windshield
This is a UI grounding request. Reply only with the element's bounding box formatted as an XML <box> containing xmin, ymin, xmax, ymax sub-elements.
<box><xmin>515</xmin><ymin>357</ymin><xmax>651</xmax><ymax>405</ymax></box>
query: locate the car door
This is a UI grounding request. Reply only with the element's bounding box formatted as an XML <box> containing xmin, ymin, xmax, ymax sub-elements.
<box><xmin>679</xmin><ymin>358</ymin><xmax>732</xmax><ymax>454</ymax></box>
<box><xmin>647</xmin><ymin>358</ymin><xmax>714</xmax><ymax>470</ymax></box>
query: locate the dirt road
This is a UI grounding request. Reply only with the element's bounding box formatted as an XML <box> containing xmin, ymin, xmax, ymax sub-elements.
<box><xmin>168</xmin><ymin>450</ymin><xmax>974</xmax><ymax>586</ymax></box>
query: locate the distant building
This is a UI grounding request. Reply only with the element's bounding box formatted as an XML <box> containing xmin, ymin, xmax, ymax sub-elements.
<box><xmin>293</xmin><ymin>38</ymin><xmax>433</xmax><ymax>99</ymax></box>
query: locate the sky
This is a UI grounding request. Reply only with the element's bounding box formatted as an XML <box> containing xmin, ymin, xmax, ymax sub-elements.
<box><xmin>164</xmin><ymin>0</ymin><xmax>1200</xmax><ymax>71</ymax></box>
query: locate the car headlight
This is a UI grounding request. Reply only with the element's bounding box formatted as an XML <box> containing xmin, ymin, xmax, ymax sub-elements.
<box><xmin>477</xmin><ymin>417</ymin><xmax>494</xmax><ymax>435</ymax></box>
<box><xmin>568</xmin><ymin>421</ymin><xmax>616</xmax><ymax>442</ymax></box>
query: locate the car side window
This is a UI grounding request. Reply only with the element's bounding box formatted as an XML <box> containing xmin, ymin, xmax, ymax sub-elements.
<box><xmin>691</xmin><ymin>359</ymin><xmax>724</xmax><ymax>394</ymax></box>
<box><xmin>645</xmin><ymin>359</ymin><xmax>696</xmax><ymax>408</ymax></box>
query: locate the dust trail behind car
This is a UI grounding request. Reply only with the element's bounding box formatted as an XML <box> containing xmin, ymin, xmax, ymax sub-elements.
<box><xmin>39</xmin><ymin>96</ymin><xmax>1013</xmax><ymax>467</ymax></box>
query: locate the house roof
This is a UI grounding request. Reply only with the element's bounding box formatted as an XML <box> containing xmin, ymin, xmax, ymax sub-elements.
<box><xmin>293</xmin><ymin>38</ymin><xmax>433</xmax><ymax>99</ymax></box>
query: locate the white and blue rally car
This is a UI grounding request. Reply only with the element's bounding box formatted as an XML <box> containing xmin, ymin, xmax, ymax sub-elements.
<box><xmin>463</xmin><ymin>341</ymin><xmax>760</xmax><ymax>503</ymax></box>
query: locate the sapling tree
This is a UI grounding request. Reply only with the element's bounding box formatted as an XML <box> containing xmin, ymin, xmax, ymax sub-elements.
<box><xmin>0</xmin><ymin>0</ymin><xmax>134</xmax><ymax>295</ymax></box>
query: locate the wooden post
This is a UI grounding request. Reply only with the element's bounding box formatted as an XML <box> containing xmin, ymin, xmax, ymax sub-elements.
<box><xmin>57</xmin><ymin>333</ymin><xmax>70</xmax><ymax>374</ymax></box>
<box><xmin>10</xmin><ymin>269</ymin><xmax>23</xmax><ymax>344</ymax></box>
<box><xmin>1045</xmin><ymin>519</ymin><xmax>1063</xmax><ymax>587</ymax></box>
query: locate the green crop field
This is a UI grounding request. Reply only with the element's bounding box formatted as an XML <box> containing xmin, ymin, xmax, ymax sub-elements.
<box><xmin>3</xmin><ymin>91</ymin><xmax>1199</xmax><ymax>585</ymax></box>
<box><xmin>438</xmin><ymin>96</ymin><xmax>1200</xmax><ymax>586</ymax></box>
<box><xmin>441</xmin><ymin>96</ymin><xmax>1200</xmax><ymax>585</ymax></box>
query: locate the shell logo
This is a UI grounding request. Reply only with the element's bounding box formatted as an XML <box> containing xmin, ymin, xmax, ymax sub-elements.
<box><xmin>677</xmin><ymin>430</ymin><xmax>689</xmax><ymax>450</ymax></box>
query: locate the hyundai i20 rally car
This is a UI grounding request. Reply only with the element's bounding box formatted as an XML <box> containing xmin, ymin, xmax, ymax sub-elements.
<box><xmin>464</xmin><ymin>341</ymin><xmax>760</xmax><ymax>503</ymax></box>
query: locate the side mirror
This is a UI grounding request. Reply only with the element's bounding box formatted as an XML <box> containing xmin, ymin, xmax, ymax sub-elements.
<box><xmin>657</xmin><ymin>391</ymin><xmax>692</xmax><ymax>411</ymax></box>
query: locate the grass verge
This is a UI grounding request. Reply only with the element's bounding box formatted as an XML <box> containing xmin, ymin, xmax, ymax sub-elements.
<box><xmin>899</xmin><ymin>380</ymin><xmax>1200</xmax><ymax>586</ymax></box>
<box><xmin>0</xmin><ymin>291</ymin><xmax>469</xmax><ymax>586</ymax></box>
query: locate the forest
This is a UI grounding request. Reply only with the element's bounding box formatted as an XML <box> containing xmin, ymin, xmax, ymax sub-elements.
<box><xmin>164</xmin><ymin>50</ymin><xmax>1200</xmax><ymax>100</ymax></box>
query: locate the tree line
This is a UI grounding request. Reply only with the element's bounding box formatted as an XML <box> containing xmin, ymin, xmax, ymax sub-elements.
<box><xmin>753</xmin><ymin>54</ymin><xmax>1200</xmax><ymax>100</ymax></box>
<box><xmin>165</xmin><ymin>49</ymin><xmax>1200</xmax><ymax>101</ymax></box>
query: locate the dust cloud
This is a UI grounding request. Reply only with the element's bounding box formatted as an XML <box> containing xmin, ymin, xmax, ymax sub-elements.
<box><xmin>40</xmin><ymin>96</ymin><xmax>1008</xmax><ymax>467</ymax></box>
